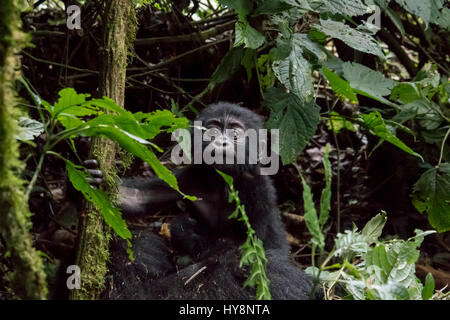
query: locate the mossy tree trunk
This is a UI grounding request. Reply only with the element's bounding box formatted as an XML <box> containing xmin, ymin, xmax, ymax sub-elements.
<box><xmin>70</xmin><ymin>0</ymin><xmax>137</xmax><ymax>300</ymax></box>
<box><xmin>0</xmin><ymin>0</ymin><xmax>48</xmax><ymax>299</ymax></box>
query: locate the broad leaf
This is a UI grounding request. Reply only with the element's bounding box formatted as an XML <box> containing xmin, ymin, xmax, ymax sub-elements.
<box><xmin>235</xmin><ymin>20</ymin><xmax>265</xmax><ymax>49</ymax></box>
<box><xmin>66</xmin><ymin>160</ymin><xmax>131</xmax><ymax>240</ymax></box>
<box><xmin>80</xmin><ymin>115</ymin><xmax>196</xmax><ymax>201</ymax></box>
<box><xmin>299</xmin><ymin>172</ymin><xmax>324</xmax><ymax>249</ymax></box>
<box><xmin>342</xmin><ymin>62</ymin><xmax>396</xmax><ymax>101</ymax></box>
<box><xmin>322</xmin><ymin>68</ymin><xmax>358</xmax><ymax>102</ymax></box>
<box><xmin>361</xmin><ymin>211</ymin><xmax>387</xmax><ymax>244</ymax></box>
<box><xmin>272</xmin><ymin>36</ymin><xmax>314</xmax><ymax>101</ymax></box>
<box><xmin>394</xmin><ymin>0</ymin><xmax>432</xmax><ymax>26</ymax></box>
<box><xmin>316</xmin><ymin>19</ymin><xmax>384</xmax><ymax>58</ymax></box>
<box><xmin>422</xmin><ymin>273</ymin><xmax>435</xmax><ymax>300</ymax></box>
<box><xmin>264</xmin><ymin>88</ymin><xmax>320</xmax><ymax>164</ymax></box>
<box><xmin>310</xmin><ymin>0</ymin><xmax>368</xmax><ymax>17</ymax></box>
<box><xmin>412</xmin><ymin>163</ymin><xmax>450</xmax><ymax>232</ymax></box>
<box><xmin>15</xmin><ymin>116</ymin><xmax>44</xmax><ymax>141</ymax></box>
<box><xmin>359</xmin><ymin>111</ymin><xmax>423</xmax><ymax>160</ymax></box>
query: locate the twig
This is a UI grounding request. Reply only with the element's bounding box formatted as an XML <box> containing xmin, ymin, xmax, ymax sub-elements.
<box><xmin>22</xmin><ymin>50</ymin><xmax>99</xmax><ymax>74</ymax></box>
<box><xmin>378</xmin><ymin>28</ymin><xmax>417</xmax><ymax>77</ymax></box>
<box><xmin>135</xmin><ymin>20</ymin><xmax>235</xmax><ymax>46</ymax></box>
<box><xmin>438</xmin><ymin>127</ymin><xmax>450</xmax><ymax>166</ymax></box>
<box><xmin>184</xmin><ymin>266</ymin><xmax>207</xmax><ymax>285</ymax></box>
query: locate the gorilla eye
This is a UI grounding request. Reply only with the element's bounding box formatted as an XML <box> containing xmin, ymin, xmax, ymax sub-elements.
<box><xmin>228</xmin><ymin>128</ymin><xmax>242</xmax><ymax>140</ymax></box>
<box><xmin>206</xmin><ymin>127</ymin><xmax>221</xmax><ymax>136</ymax></box>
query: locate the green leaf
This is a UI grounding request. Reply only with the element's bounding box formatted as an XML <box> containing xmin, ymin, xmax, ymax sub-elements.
<box><xmin>315</xmin><ymin>19</ymin><xmax>385</xmax><ymax>58</ymax></box>
<box><xmin>327</xmin><ymin>111</ymin><xmax>356</xmax><ymax>133</ymax></box>
<box><xmin>293</xmin><ymin>34</ymin><xmax>327</xmax><ymax>63</ymax></box>
<box><xmin>342</xmin><ymin>62</ymin><xmax>396</xmax><ymax>101</ymax></box>
<box><xmin>311</xmin><ymin>0</ymin><xmax>368</xmax><ymax>17</ymax></box>
<box><xmin>235</xmin><ymin>20</ymin><xmax>265</xmax><ymax>49</ymax></box>
<box><xmin>272</xmin><ymin>35</ymin><xmax>314</xmax><ymax>102</ymax></box>
<box><xmin>319</xmin><ymin>144</ymin><xmax>332</xmax><ymax>228</ymax></box>
<box><xmin>209</xmin><ymin>46</ymin><xmax>246</xmax><ymax>89</ymax></box>
<box><xmin>334</xmin><ymin>228</ymin><xmax>369</xmax><ymax>260</ymax></box>
<box><xmin>66</xmin><ymin>161</ymin><xmax>131</xmax><ymax>240</ymax></box>
<box><xmin>79</xmin><ymin>116</ymin><xmax>195</xmax><ymax>201</ymax></box>
<box><xmin>412</xmin><ymin>163</ymin><xmax>450</xmax><ymax>232</ymax></box>
<box><xmin>299</xmin><ymin>172</ymin><xmax>324</xmax><ymax>249</ymax></box>
<box><xmin>241</xmin><ymin>48</ymin><xmax>255</xmax><ymax>81</ymax></box>
<box><xmin>359</xmin><ymin>111</ymin><xmax>423</xmax><ymax>160</ymax></box>
<box><xmin>254</xmin><ymin>0</ymin><xmax>293</xmax><ymax>15</ymax></box>
<box><xmin>216</xmin><ymin>169</ymin><xmax>234</xmax><ymax>187</ymax></box>
<box><xmin>422</xmin><ymin>273</ymin><xmax>435</xmax><ymax>300</ymax></box>
<box><xmin>361</xmin><ymin>211</ymin><xmax>387</xmax><ymax>244</ymax></box>
<box><xmin>53</xmin><ymin>88</ymin><xmax>93</xmax><ymax>117</ymax></box>
<box><xmin>14</xmin><ymin>116</ymin><xmax>44</xmax><ymax>141</ymax></box>
<box><xmin>385</xmin><ymin>7</ymin><xmax>406</xmax><ymax>37</ymax></box>
<box><xmin>394</xmin><ymin>99</ymin><xmax>442</xmax><ymax>130</ymax></box>
<box><xmin>390</xmin><ymin>83</ymin><xmax>421</xmax><ymax>104</ymax></box>
<box><xmin>394</xmin><ymin>0</ymin><xmax>432</xmax><ymax>26</ymax></box>
<box><xmin>219</xmin><ymin>0</ymin><xmax>253</xmax><ymax>18</ymax></box>
<box><xmin>322</xmin><ymin>68</ymin><xmax>358</xmax><ymax>102</ymax></box>
<box><xmin>264</xmin><ymin>88</ymin><xmax>320</xmax><ymax>165</ymax></box>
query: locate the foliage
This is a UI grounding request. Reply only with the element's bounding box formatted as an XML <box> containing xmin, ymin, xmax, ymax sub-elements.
<box><xmin>296</xmin><ymin>144</ymin><xmax>332</xmax><ymax>251</ymax></box>
<box><xmin>18</xmin><ymin>87</ymin><xmax>192</xmax><ymax>254</ymax></box>
<box><xmin>306</xmin><ymin>212</ymin><xmax>438</xmax><ymax>300</ymax></box>
<box><xmin>209</xmin><ymin>0</ymin><xmax>449</xmax><ymax>232</ymax></box>
<box><xmin>216</xmin><ymin>170</ymin><xmax>271</xmax><ymax>300</ymax></box>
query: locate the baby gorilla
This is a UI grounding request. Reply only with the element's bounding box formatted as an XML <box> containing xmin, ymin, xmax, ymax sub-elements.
<box><xmin>102</xmin><ymin>102</ymin><xmax>318</xmax><ymax>300</ymax></box>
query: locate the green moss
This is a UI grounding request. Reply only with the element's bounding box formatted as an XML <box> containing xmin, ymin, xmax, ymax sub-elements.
<box><xmin>0</xmin><ymin>0</ymin><xmax>48</xmax><ymax>299</ymax></box>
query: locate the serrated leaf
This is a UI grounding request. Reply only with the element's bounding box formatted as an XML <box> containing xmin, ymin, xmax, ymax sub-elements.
<box><xmin>316</xmin><ymin>19</ymin><xmax>384</xmax><ymax>58</ymax></box>
<box><xmin>264</xmin><ymin>88</ymin><xmax>320</xmax><ymax>164</ymax></box>
<box><xmin>272</xmin><ymin>36</ymin><xmax>314</xmax><ymax>101</ymax></box>
<box><xmin>66</xmin><ymin>161</ymin><xmax>131</xmax><ymax>240</ymax></box>
<box><xmin>412</xmin><ymin>163</ymin><xmax>450</xmax><ymax>232</ymax></box>
<box><xmin>390</xmin><ymin>83</ymin><xmax>421</xmax><ymax>104</ymax></box>
<box><xmin>322</xmin><ymin>68</ymin><xmax>358</xmax><ymax>102</ymax></box>
<box><xmin>299</xmin><ymin>173</ymin><xmax>324</xmax><ymax>249</ymax></box>
<box><xmin>79</xmin><ymin>116</ymin><xmax>195</xmax><ymax>201</ymax></box>
<box><xmin>359</xmin><ymin>111</ymin><xmax>423</xmax><ymax>160</ymax></box>
<box><xmin>310</xmin><ymin>0</ymin><xmax>368</xmax><ymax>17</ymax></box>
<box><xmin>53</xmin><ymin>88</ymin><xmax>92</xmax><ymax>117</ymax></box>
<box><xmin>254</xmin><ymin>0</ymin><xmax>293</xmax><ymax>15</ymax></box>
<box><xmin>394</xmin><ymin>99</ymin><xmax>442</xmax><ymax>130</ymax></box>
<box><xmin>394</xmin><ymin>0</ymin><xmax>432</xmax><ymax>26</ymax></box>
<box><xmin>361</xmin><ymin>211</ymin><xmax>387</xmax><ymax>244</ymax></box>
<box><xmin>342</xmin><ymin>62</ymin><xmax>396</xmax><ymax>100</ymax></box>
<box><xmin>335</xmin><ymin>229</ymin><xmax>369</xmax><ymax>260</ymax></box>
<box><xmin>235</xmin><ymin>20</ymin><xmax>265</xmax><ymax>49</ymax></box>
<box><xmin>293</xmin><ymin>34</ymin><xmax>327</xmax><ymax>63</ymax></box>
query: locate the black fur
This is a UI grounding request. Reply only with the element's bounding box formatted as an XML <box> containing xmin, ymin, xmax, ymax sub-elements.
<box><xmin>103</xmin><ymin>103</ymin><xmax>319</xmax><ymax>300</ymax></box>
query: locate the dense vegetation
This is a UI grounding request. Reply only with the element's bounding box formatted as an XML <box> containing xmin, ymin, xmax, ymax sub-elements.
<box><xmin>0</xmin><ymin>0</ymin><xmax>449</xmax><ymax>300</ymax></box>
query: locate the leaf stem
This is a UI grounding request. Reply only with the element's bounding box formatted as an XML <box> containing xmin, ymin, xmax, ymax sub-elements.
<box><xmin>438</xmin><ymin>127</ymin><xmax>450</xmax><ymax>166</ymax></box>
